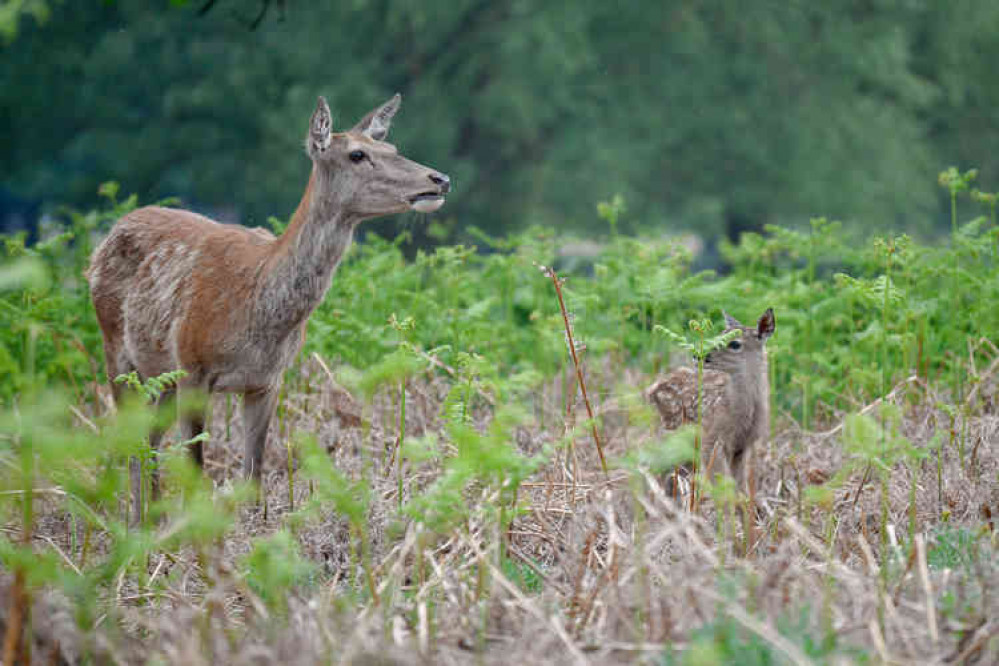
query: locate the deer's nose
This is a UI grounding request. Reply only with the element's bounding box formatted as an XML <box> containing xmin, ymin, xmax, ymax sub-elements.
<box><xmin>430</xmin><ymin>172</ymin><xmax>450</xmax><ymax>194</ymax></box>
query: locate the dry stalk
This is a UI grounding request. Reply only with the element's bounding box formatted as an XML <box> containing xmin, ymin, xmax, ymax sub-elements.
<box><xmin>700</xmin><ymin>587</ymin><xmax>817</xmax><ymax>666</ymax></box>
<box><xmin>867</xmin><ymin>616</ymin><xmax>891</xmax><ymax>663</ymax></box>
<box><xmin>948</xmin><ymin>621</ymin><xmax>998</xmax><ymax>664</ymax></box>
<box><xmin>507</xmin><ymin>544</ymin><xmax>568</xmax><ymax>594</ymax></box>
<box><xmin>914</xmin><ymin>535</ymin><xmax>939</xmax><ymax>645</ymax></box>
<box><xmin>2</xmin><ymin>447</ymin><xmax>34</xmax><ymax>666</ymax></box>
<box><xmin>69</xmin><ymin>404</ymin><xmax>99</xmax><ymax>433</ymax></box>
<box><xmin>781</xmin><ymin>519</ymin><xmax>857</xmax><ymax>584</ymax></box>
<box><xmin>818</xmin><ymin>374</ymin><xmax>920</xmax><ymax>440</ymax></box>
<box><xmin>459</xmin><ymin>534</ymin><xmax>590</xmax><ymax>665</ymax></box>
<box><xmin>574</xmin><ymin>560</ymin><xmax>613</xmax><ymax>637</ymax></box>
<box><xmin>1</xmin><ymin>569</ymin><xmax>27</xmax><ymax>666</ymax></box>
<box><xmin>417</xmin><ymin>601</ymin><xmax>429</xmax><ymax>654</ymax></box>
<box><xmin>538</xmin><ymin>264</ymin><xmax>608</xmax><ymax>475</ymax></box>
<box><xmin>964</xmin><ymin>353</ymin><xmax>999</xmax><ymax>409</ymax></box>
<box><xmin>568</xmin><ymin>528</ymin><xmax>599</xmax><ymax>622</ymax></box>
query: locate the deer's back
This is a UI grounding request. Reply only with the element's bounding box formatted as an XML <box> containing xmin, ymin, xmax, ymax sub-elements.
<box><xmin>88</xmin><ymin>206</ymin><xmax>277</xmax><ymax>381</ymax></box>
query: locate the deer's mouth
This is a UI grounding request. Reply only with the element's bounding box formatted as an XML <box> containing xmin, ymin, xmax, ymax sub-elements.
<box><xmin>408</xmin><ymin>192</ymin><xmax>445</xmax><ymax>213</ymax></box>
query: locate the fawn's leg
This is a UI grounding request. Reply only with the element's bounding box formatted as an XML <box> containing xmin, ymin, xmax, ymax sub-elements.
<box><xmin>730</xmin><ymin>445</ymin><xmax>758</xmax><ymax>500</ymax></box>
<box><xmin>242</xmin><ymin>388</ymin><xmax>279</xmax><ymax>485</ymax></box>
<box><xmin>729</xmin><ymin>446</ymin><xmax>748</xmax><ymax>495</ymax></box>
<box><xmin>730</xmin><ymin>446</ymin><xmax>763</xmax><ymax>553</ymax></box>
<box><xmin>663</xmin><ymin>464</ymin><xmax>692</xmax><ymax>502</ymax></box>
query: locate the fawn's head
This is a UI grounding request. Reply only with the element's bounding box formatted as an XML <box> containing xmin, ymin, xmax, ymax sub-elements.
<box><xmin>703</xmin><ymin>308</ymin><xmax>776</xmax><ymax>377</ymax></box>
<box><xmin>306</xmin><ymin>94</ymin><xmax>450</xmax><ymax>219</ymax></box>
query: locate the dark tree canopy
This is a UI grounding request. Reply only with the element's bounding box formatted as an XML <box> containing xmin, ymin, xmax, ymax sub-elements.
<box><xmin>2</xmin><ymin>1</ymin><xmax>999</xmax><ymax>240</ymax></box>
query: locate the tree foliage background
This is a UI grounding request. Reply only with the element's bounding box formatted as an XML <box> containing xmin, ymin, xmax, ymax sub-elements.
<box><xmin>2</xmin><ymin>0</ymin><xmax>999</xmax><ymax>242</ymax></box>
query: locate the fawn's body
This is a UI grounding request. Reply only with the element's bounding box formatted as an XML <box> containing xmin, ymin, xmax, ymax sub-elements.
<box><xmin>646</xmin><ymin>309</ymin><xmax>775</xmax><ymax>493</ymax></box>
<box><xmin>88</xmin><ymin>94</ymin><xmax>449</xmax><ymax>514</ymax></box>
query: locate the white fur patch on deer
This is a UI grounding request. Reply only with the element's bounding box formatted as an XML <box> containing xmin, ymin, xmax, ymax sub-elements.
<box><xmin>410</xmin><ymin>196</ymin><xmax>445</xmax><ymax>213</ymax></box>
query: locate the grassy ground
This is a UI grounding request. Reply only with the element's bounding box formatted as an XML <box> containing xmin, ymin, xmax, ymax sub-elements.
<box><xmin>2</xmin><ymin>180</ymin><xmax>998</xmax><ymax>663</ymax></box>
<box><xmin>3</xmin><ymin>352</ymin><xmax>996</xmax><ymax>665</ymax></box>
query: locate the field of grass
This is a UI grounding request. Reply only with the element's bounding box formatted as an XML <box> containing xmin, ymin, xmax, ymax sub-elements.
<box><xmin>0</xmin><ymin>172</ymin><xmax>997</xmax><ymax>664</ymax></box>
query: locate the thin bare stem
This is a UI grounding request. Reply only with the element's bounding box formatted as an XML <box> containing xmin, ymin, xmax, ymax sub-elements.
<box><xmin>539</xmin><ymin>265</ymin><xmax>608</xmax><ymax>475</ymax></box>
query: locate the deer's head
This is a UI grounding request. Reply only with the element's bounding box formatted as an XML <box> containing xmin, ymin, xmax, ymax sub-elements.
<box><xmin>306</xmin><ymin>94</ymin><xmax>450</xmax><ymax>219</ymax></box>
<box><xmin>703</xmin><ymin>308</ymin><xmax>776</xmax><ymax>377</ymax></box>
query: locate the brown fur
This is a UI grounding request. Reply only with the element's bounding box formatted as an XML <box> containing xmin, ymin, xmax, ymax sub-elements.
<box><xmin>87</xmin><ymin>94</ymin><xmax>449</xmax><ymax>519</ymax></box>
<box><xmin>646</xmin><ymin>308</ymin><xmax>775</xmax><ymax>494</ymax></box>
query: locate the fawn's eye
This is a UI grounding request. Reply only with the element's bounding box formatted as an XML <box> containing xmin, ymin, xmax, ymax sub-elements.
<box><xmin>728</xmin><ymin>340</ymin><xmax>743</xmax><ymax>350</ymax></box>
<box><xmin>349</xmin><ymin>150</ymin><xmax>366</xmax><ymax>163</ymax></box>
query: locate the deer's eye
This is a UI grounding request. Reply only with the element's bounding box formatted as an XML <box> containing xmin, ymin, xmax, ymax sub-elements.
<box><xmin>728</xmin><ymin>340</ymin><xmax>743</xmax><ymax>350</ymax></box>
<box><xmin>349</xmin><ymin>150</ymin><xmax>366</xmax><ymax>163</ymax></box>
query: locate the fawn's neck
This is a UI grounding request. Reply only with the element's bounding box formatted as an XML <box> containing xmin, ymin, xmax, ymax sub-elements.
<box><xmin>254</xmin><ymin>167</ymin><xmax>358</xmax><ymax>338</ymax></box>
<box><xmin>726</xmin><ymin>358</ymin><xmax>770</xmax><ymax>434</ymax></box>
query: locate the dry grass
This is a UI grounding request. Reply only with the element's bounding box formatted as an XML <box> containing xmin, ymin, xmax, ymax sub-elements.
<box><xmin>3</xmin><ymin>355</ymin><xmax>998</xmax><ymax>665</ymax></box>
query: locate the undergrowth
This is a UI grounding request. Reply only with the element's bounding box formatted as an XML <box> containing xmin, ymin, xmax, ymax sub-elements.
<box><xmin>0</xmin><ymin>169</ymin><xmax>997</xmax><ymax>664</ymax></box>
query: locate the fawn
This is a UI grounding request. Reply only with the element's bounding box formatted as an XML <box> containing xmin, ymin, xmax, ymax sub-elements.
<box><xmin>646</xmin><ymin>308</ymin><xmax>775</xmax><ymax>496</ymax></box>
<box><xmin>87</xmin><ymin>94</ymin><xmax>449</xmax><ymax>517</ymax></box>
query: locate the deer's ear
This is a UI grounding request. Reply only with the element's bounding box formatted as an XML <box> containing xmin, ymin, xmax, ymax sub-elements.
<box><xmin>722</xmin><ymin>311</ymin><xmax>742</xmax><ymax>329</ymax></box>
<box><xmin>309</xmin><ymin>96</ymin><xmax>333</xmax><ymax>154</ymax></box>
<box><xmin>352</xmin><ymin>93</ymin><xmax>401</xmax><ymax>141</ymax></box>
<box><xmin>757</xmin><ymin>308</ymin><xmax>775</xmax><ymax>339</ymax></box>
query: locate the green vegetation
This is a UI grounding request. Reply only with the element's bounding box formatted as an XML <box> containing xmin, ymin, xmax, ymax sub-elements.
<box><xmin>662</xmin><ymin>611</ymin><xmax>869</xmax><ymax>666</ymax></box>
<box><xmin>7</xmin><ymin>170</ymin><xmax>996</xmax><ymax>416</ymax></box>
<box><xmin>927</xmin><ymin>525</ymin><xmax>990</xmax><ymax>572</ymax></box>
<box><xmin>0</xmin><ymin>173</ymin><xmax>996</xmax><ymax>663</ymax></box>
<box><xmin>4</xmin><ymin>4</ymin><xmax>999</xmax><ymax>662</ymax></box>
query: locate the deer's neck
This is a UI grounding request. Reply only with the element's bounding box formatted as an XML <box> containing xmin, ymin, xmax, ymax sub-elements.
<box><xmin>254</xmin><ymin>167</ymin><xmax>358</xmax><ymax>338</ymax></box>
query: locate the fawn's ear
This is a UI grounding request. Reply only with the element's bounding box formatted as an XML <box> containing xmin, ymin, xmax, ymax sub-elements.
<box><xmin>352</xmin><ymin>93</ymin><xmax>401</xmax><ymax>141</ymax></box>
<box><xmin>309</xmin><ymin>96</ymin><xmax>333</xmax><ymax>155</ymax></box>
<box><xmin>757</xmin><ymin>308</ymin><xmax>776</xmax><ymax>339</ymax></box>
<box><xmin>722</xmin><ymin>311</ymin><xmax>742</xmax><ymax>329</ymax></box>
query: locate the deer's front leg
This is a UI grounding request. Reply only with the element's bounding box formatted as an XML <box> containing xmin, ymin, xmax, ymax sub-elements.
<box><xmin>242</xmin><ymin>388</ymin><xmax>279</xmax><ymax>484</ymax></box>
<box><xmin>180</xmin><ymin>411</ymin><xmax>206</xmax><ymax>468</ymax></box>
<box><xmin>177</xmin><ymin>385</ymin><xmax>208</xmax><ymax>469</ymax></box>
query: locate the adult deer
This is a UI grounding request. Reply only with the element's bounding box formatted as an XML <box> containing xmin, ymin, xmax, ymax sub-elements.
<box><xmin>88</xmin><ymin>94</ymin><xmax>449</xmax><ymax>515</ymax></box>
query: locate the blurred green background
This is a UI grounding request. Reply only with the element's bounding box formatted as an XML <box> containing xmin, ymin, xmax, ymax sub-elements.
<box><xmin>2</xmin><ymin>0</ymin><xmax>999</xmax><ymax>246</ymax></box>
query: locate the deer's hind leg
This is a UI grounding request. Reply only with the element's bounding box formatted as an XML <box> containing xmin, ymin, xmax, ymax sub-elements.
<box><xmin>97</xmin><ymin>310</ymin><xmax>130</xmax><ymax>409</ymax></box>
<box><xmin>97</xmin><ymin>333</ymin><xmax>146</xmax><ymax>524</ymax></box>
<box><xmin>92</xmin><ymin>281</ymin><xmax>172</xmax><ymax>523</ymax></box>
